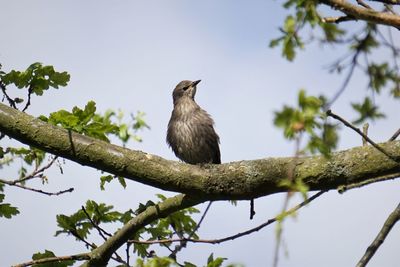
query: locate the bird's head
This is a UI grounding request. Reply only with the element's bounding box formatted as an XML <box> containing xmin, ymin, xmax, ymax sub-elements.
<box><xmin>172</xmin><ymin>80</ymin><xmax>201</xmax><ymax>104</ymax></box>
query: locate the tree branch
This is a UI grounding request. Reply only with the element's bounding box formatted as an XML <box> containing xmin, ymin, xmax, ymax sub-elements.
<box><xmin>319</xmin><ymin>0</ymin><xmax>400</xmax><ymax>28</ymax></box>
<box><xmin>1</xmin><ymin>102</ymin><xmax>400</xmax><ymax>200</ymax></box>
<box><xmin>0</xmin><ymin>178</ymin><xmax>74</xmax><ymax>196</ymax></box>
<box><xmin>13</xmin><ymin>253</ymin><xmax>90</xmax><ymax>267</ymax></box>
<box><xmin>129</xmin><ymin>191</ymin><xmax>326</xmax><ymax>246</ymax></box>
<box><xmin>80</xmin><ymin>194</ymin><xmax>205</xmax><ymax>266</ymax></box>
<box><xmin>356</xmin><ymin>202</ymin><xmax>400</xmax><ymax>267</ymax></box>
<box><xmin>368</xmin><ymin>0</ymin><xmax>400</xmax><ymax>5</ymax></box>
<box><xmin>326</xmin><ymin>110</ymin><xmax>399</xmax><ymax>162</ymax></box>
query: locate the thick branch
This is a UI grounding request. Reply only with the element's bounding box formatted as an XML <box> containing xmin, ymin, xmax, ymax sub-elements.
<box><xmin>320</xmin><ymin>0</ymin><xmax>400</xmax><ymax>28</ymax></box>
<box><xmin>1</xmin><ymin>103</ymin><xmax>400</xmax><ymax>200</ymax></box>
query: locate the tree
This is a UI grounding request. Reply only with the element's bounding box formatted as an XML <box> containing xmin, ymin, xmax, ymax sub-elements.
<box><xmin>1</xmin><ymin>1</ymin><xmax>399</xmax><ymax>267</ymax></box>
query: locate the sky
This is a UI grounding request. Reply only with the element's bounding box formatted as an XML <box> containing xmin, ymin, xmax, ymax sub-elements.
<box><xmin>1</xmin><ymin>1</ymin><xmax>399</xmax><ymax>267</ymax></box>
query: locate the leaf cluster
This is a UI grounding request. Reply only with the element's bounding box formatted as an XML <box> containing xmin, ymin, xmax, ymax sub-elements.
<box><xmin>0</xmin><ymin>183</ymin><xmax>19</xmax><ymax>219</ymax></box>
<box><xmin>270</xmin><ymin>0</ymin><xmax>346</xmax><ymax>61</ymax></box>
<box><xmin>31</xmin><ymin>250</ymin><xmax>74</xmax><ymax>267</ymax></box>
<box><xmin>0</xmin><ymin>62</ymin><xmax>70</xmax><ymax>95</ymax></box>
<box><xmin>39</xmin><ymin>101</ymin><xmax>148</xmax><ymax>144</ymax></box>
<box><xmin>274</xmin><ymin>90</ymin><xmax>338</xmax><ymax>156</ymax></box>
<box><xmin>134</xmin><ymin>253</ymin><xmax>240</xmax><ymax>267</ymax></box>
<box><xmin>55</xmin><ymin>200</ymin><xmax>126</xmax><ymax>240</ymax></box>
<box><xmin>132</xmin><ymin>194</ymin><xmax>200</xmax><ymax>258</ymax></box>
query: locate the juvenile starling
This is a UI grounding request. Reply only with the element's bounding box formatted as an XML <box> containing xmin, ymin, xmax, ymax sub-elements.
<box><xmin>167</xmin><ymin>80</ymin><xmax>220</xmax><ymax>164</ymax></box>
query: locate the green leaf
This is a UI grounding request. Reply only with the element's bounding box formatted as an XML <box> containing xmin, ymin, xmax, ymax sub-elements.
<box><xmin>183</xmin><ymin>262</ymin><xmax>197</xmax><ymax>267</ymax></box>
<box><xmin>367</xmin><ymin>63</ymin><xmax>393</xmax><ymax>93</ymax></box>
<box><xmin>206</xmin><ymin>253</ymin><xmax>227</xmax><ymax>267</ymax></box>
<box><xmin>283</xmin><ymin>16</ymin><xmax>296</xmax><ymax>33</ymax></box>
<box><xmin>32</xmin><ymin>250</ymin><xmax>74</xmax><ymax>267</ymax></box>
<box><xmin>320</xmin><ymin>23</ymin><xmax>346</xmax><ymax>43</ymax></box>
<box><xmin>100</xmin><ymin>175</ymin><xmax>113</xmax><ymax>190</ymax></box>
<box><xmin>351</xmin><ymin>97</ymin><xmax>385</xmax><ymax>124</ymax></box>
<box><xmin>0</xmin><ymin>203</ymin><xmax>20</xmax><ymax>219</ymax></box>
<box><xmin>44</xmin><ymin>102</ymin><xmax>148</xmax><ymax>144</ymax></box>
<box><xmin>117</xmin><ymin>176</ymin><xmax>127</xmax><ymax>189</ymax></box>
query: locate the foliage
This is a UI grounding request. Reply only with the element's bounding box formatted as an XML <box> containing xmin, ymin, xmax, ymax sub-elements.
<box><xmin>31</xmin><ymin>250</ymin><xmax>74</xmax><ymax>267</ymax></box>
<box><xmin>0</xmin><ymin>184</ymin><xmax>19</xmax><ymax>219</ymax></box>
<box><xmin>270</xmin><ymin>0</ymin><xmax>346</xmax><ymax>61</ymax></box>
<box><xmin>0</xmin><ymin>62</ymin><xmax>70</xmax><ymax>96</ymax></box>
<box><xmin>134</xmin><ymin>254</ymin><xmax>241</xmax><ymax>267</ymax></box>
<box><xmin>55</xmin><ymin>200</ymin><xmax>125</xmax><ymax>240</ymax></box>
<box><xmin>131</xmin><ymin>194</ymin><xmax>200</xmax><ymax>258</ymax></box>
<box><xmin>274</xmin><ymin>89</ymin><xmax>338</xmax><ymax>157</ymax></box>
<box><xmin>351</xmin><ymin>97</ymin><xmax>385</xmax><ymax>125</ymax></box>
<box><xmin>38</xmin><ymin>101</ymin><xmax>148</xmax><ymax>144</ymax></box>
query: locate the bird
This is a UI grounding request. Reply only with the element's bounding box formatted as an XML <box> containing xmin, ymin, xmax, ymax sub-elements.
<box><xmin>167</xmin><ymin>80</ymin><xmax>220</xmax><ymax>165</ymax></box>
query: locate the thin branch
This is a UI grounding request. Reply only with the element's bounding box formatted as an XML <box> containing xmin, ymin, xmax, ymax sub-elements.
<box><xmin>12</xmin><ymin>253</ymin><xmax>90</xmax><ymax>267</ymax></box>
<box><xmin>81</xmin><ymin>206</ymin><xmax>112</xmax><ymax>240</ymax></box>
<box><xmin>356</xmin><ymin>202</ymin><xmax>400</xmax><ymax>267</ymax></box>
<box><xmin>22</xmin><ymin>85</ymin><xmax>33</xmax><ymax>112</ymax></box>
<box><xmin>250</xmin><ymin>199</ymin><xmax>256</xmax><ymax>219</ymax></box>
<box><xmin>337</xmin><ymin>172</ymin><xmax>400</xmax><ymax>193</ymax></box>
<box><xmin>326</xmin><ymin>110</ymin><xmax>399</xmax><ymax>162</ymax></box>
<box><xmin>0</xmin><ymin>81</ymin><xmax>17</xmax><ymax>109</ymax></box>
<box><xmin>129</xmin><ymin>191</ymin><xmax>327</xmax><ymax>246</ymax></box>
<box><xmin>169</xmin><ymin>201</ymin><xmax>213</xmax><ymax>259</ymax></box>
<box><xmin>368</xmin><ymin>0</ymin><xmax>400</xmax><ymax>5</ymax></box>
<box><xmin>326</xmin><ymin>52</ymin><xmax>358</xmax><ymax>107</ymax></box>
<box><xmin>10</xmin><ymin>156</ymin><xmax>59</xmax><ymax>185</ymax></box>
<box><xmin>356</xmin><ymin>0</ymin><xmax>373</xmax><ymax>9</ymax></box>
<box><xmin>71</xmin><ymin>231</ymin><xmax>97</xmax><ymax>250</ymax></box>
<box><xmin>326</xmin><ymin>30</ymin><xmax>373</xmax><ymax>108</ymax></box>
<box><xmin>0</xmin><ymin>179</ymin><xmax>74</xmax><ymax>196</ymax></box>
<box><xmin>362</xmin><ymin>123</ymin><xmax>369</xmax><ymax>146</ymax></box>
<box><xmin>322</xmin><ymin>15</ymin><xmax>356</xmax><ymax>23</ymax></box>
<box><xmin>389</xmin><ymin>128</ymin><xmax>400</xmax><ymax>141</ymax></box>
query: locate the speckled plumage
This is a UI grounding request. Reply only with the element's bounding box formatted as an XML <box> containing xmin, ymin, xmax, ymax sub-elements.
<box><xmin>167</xmin><ymin>80</ymin><xmax>220</xmax><ymax>164</ymax></box>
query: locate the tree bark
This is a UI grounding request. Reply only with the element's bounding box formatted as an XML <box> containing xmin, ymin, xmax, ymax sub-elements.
<box><xmin>320</xmin><ymin>0</ymin><xmax>400</xmax><ymax>28</ymax></box>
<box><xmin>1</xmin><ymin>102</ymin><xmax>399</xmax><ymax>200</ymax></box>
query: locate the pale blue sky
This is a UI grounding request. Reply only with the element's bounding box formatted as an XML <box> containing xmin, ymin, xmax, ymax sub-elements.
<box><xmin>1</xmin><ymin>1</ymin><xmax>399</xmax><ymax>267</ymax></box>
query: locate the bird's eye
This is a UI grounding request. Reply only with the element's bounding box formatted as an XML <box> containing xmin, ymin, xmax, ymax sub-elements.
<box><xmin>182</xmin><ymin>86</ymin><xmax>189</xmax><ymax>91</ymax></box>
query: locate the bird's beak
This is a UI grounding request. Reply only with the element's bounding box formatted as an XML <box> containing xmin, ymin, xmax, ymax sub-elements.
<box><xmin>192</xmin><ymin>80</ymin><xmax>201</xmax><ymax>86</ymax></box>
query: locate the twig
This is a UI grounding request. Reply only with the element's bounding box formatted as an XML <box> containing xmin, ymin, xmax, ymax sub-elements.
<box><xmin>12</xmin><ymin>253</ymin><xmax>90</xmax><ymax>267</ymax></box>
<box><xmin>357</xmin><ymin>0</ymin><xmax>373</xmax><ymax>9</ymax></box>
<box><xmin>326</xmin><ymin>110</ymin><xmax>399</xmax><ymax>162</ymax></box>
<box><xmin>81</xmin><ymin>205</ymin><xmax>112</xmax><ymax>240</ymax></box>
<box><xmin>250</xmin><ymin>199</ymin><xmax>256</xmax><ymax>219</ymax></box>
<box><xmin>126</xmin><ymin>243</ymin><xmax>131</xmax><ymax>266</ymax></box>
<box><xmin>22</xmin><ymin>85</ymin><xmax>33</xmax><ymax>112</ymax></box>
<box><xmin>0</xmin><ymin>81</ymin><xmax>17</xmax><ymax>109</ymax></box>
<box><xmin>337</xmin><ymin>172</ymin><xmax>400</xmax><ymax>193</ymax></box>
<box><xmin>327</xmin><ymin>48</ymin><xmax>361</xmax><ymax>108</ymax></box>
<box><xmin>356</xmin><ymin>202</ymin><xmax>400</xmax><ymax>267</ymax></box>
<box><xmin>322</xmin><ymin>15</ymin><xmax>356</xmax><ymax>23</ymax></box>
<box><xmin>369</xmin><ymin>0</ymin><xmax>400</xmax><ymax>5</ymax></box>
<box><xmin>169</xmin><ymin>201</ymin><xmax>213</xmax><ymax>258</ymax></box>
<box><xmin>10</xmin><ymin>156</ymin><xmax>59</xmax><ymax>185</ymax></box>
<box><xmin>389</xmin><ymin>128</ymin><xmax>400</xmax><ymax>141</ymax></box>
<box><xmin>0</xmin><ymin>179</ymin><xmax>74</xmax><ymax>196</ymax></box>
<box><xmin>362</xmin><ymin>123</ymin><xmax>369</xmax><ymax>146</ymax></box>
<box><xmin>130</xmin><ymin>191</ymin><xmax>326</xmax><ymax>246</ymax></box>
